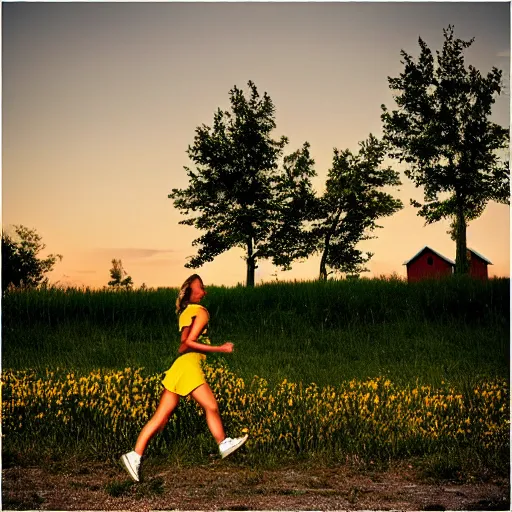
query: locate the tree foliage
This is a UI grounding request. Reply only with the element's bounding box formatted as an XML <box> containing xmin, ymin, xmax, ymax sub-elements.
<box><xmin>169</xmin><ymin>81</ymin><xmax>316</xmax><ymax>286</ymax></box>
<box><xmin>312</xmin><ymin>135</ymin><xmax>403</xmax><ymax>280</ymax></box>
<box><xmin>259</xmin><ymin>142</ymin><xmax>318</xmax><ymax>270</ymax></box>
<box><xmin>381</xmin><ymin>25</ymin><xmax>509</xmax><ymax>274</ymax></box>
<box><xmin>1</xmin><ymin>225</ymin><xmax>62</xmax><ymax>292</ymax></box>
<box><xmin>108</xmin><ymin>259</ymin><xmax>133</xmax><ymax>289</ymax></box>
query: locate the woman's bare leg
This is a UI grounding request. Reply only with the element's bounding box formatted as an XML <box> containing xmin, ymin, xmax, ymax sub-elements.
<box><xmin>190</xmin><ymin>383</ymin><xmax>225</xmax><ymax>444</ymax></box>
<box><xmin>134</xmin><ymin>390</ymin><xmax>180</xmax><ymax>456</ymax></box>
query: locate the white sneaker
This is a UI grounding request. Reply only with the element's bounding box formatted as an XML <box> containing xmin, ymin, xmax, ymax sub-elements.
<box><xmin>121</xmin><ymin>450</ymin><xmax>141</xmax><ymax>482</ymax></box>
<box><xmin>219</xmin><ymin>434</ymin><xmax>249</xmax><ymax>459</ymax></box>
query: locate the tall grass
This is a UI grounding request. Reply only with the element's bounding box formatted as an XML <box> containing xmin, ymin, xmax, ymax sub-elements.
<box><xmin>2</xmin><ymin>276</ymin><xmax>509</xmax><ymax>389</ymax></box>
<box><xmin>2</xmin><ymin>277</ymin><xmax>509</xmax><ymax>473</ymax></box>
<box><xmin>3</xmin><ymin>276</ymin><xmax>509</xmax><ymax>328</ymax></box>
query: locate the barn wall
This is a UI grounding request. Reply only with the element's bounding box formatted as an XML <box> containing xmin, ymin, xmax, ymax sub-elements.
<box><xmin>407</xmin><ymin>250</ymin><xmax>453</xmax><ymax>282</ymax></box>
<box><xmin>469</xmin><ymin>257</ymin><xmax>489</xmax><ymax>280</ymax></box>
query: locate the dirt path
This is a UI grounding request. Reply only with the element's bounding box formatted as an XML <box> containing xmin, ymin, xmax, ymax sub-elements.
<box><xmin>2</xmin><ymin>461</ymin><xmax>509</xmax><ymax>511</ymax></box>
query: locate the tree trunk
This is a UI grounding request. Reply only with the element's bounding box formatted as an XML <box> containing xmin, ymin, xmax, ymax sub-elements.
<box><xmin>454</xmin><ymin>206</ymin><xmax>469</xmax><ymax>275</ymax></box>
<box><xmin>318</xmin><ymin>213</ymin><xmax>340</xmax><ymax>281</ymax></box>
<box><xmin>246</xmin><ymin>237</ymin><xmax>256</xmax><ymax>287</ymax></box>
<box><xmin>319</xmin><ymin>247</ymin><xmax>329</xmax><ymax>281</ymax></box>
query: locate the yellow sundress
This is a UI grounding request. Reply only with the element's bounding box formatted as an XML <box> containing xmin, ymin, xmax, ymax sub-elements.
<box><xmin>161</xmin><ymin>303</ymin><xmax>211</xmax><ymax>396</ymax></box>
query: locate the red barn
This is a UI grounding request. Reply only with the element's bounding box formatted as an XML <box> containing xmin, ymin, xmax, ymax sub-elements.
<box><xmin>404</xmin><ymin>246</ymin><xmax>493</xmax><ymax>282</ymax></box>
<box><xmin>467</xmin><ymin>248</ymin><xmax>492</xmax><ymax>280</ymax></box>
<box><xmin>404</xmin><ymin>246</ymin><xmax>455</xmax><ymax>282</ymax></box>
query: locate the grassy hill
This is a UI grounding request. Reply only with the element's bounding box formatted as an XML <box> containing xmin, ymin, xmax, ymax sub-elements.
<box><xmin>2</xmin><ymin>277</ymin><xmax>509</xmax><ymax>472</ymax></box>
<box><xmin>3</xmin><ymin>276</ymin><xmax>509</xmax><ymax>388</ymax></box>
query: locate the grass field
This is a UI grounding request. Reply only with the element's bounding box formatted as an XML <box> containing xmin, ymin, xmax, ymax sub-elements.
<box><xmin>2</xmin><ymin>276</ymin><xmax>510</xmax><ymax>477</ymax></box>
<box><xmin>3</xmin><ymin>276</ymin><xmax>509</xmax><ymax>385</ymax></box>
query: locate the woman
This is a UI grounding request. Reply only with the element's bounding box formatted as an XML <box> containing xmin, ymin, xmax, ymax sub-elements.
<box><xmin>121</xmin><ymin>274</ymin><xmax>248</xmax><ymax>482</ymax></box>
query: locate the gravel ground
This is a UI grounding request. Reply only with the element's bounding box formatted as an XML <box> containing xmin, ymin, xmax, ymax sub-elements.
<box><xmin>2</xmin><ymin>460</ymin><xmax>510</xmax><ymax>511</ymax></box>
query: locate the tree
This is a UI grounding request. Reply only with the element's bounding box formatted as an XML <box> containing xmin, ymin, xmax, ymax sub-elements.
<box><xmin>169</xmin><ymin>80</ymin><xmax>316</xmax><ymax>286</ymax></box>
<box><xmin>381</xmin><ymin>25</ymin><xmax>509</xmax><ymax>275</ymax></box>
<box><xmin>258</xmin><ymin>142</ymin><xmax>318</xmax><ymax>270</ymax></box>
<box><xmin>312</xmin><ymin>134</ymin><xmax>403</xmax><ymax>280</ymax></box>
<box><xmin>1</xmin><ymin>225</ymin><xmax>62</xmax><ymax>292</ymax></box>
<box><xmin>108</xmin><ymin>259</ymin><xmax>133</xmax><ymax>289</ymax></box>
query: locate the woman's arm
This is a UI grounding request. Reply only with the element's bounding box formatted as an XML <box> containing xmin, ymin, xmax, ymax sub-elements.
<box><xmin>179</xmin><ymin>308</ymin><xmax>233</xmax><ymax>354</ymax></box>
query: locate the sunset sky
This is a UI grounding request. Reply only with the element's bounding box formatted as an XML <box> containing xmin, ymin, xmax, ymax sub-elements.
<box><xmin>2</xmin><ymin>1</ymin><xmax>510</xmax><ymax>289</ymax></box>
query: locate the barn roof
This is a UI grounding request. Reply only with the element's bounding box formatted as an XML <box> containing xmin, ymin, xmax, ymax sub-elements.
<box><xmin>403</xmin><ymin>246</ymin><xmax>455</xmax><ymax>266</ymax></box>
<box><xmin>468</xmin><ymin>248</ymin><xmax>493</xmax><ymax>265</ymax></box>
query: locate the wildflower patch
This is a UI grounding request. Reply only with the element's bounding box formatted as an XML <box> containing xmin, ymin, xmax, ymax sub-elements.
<box><xmin>1</xmin><ymin>365</ymin><xmax>508</xmax><ymax>461</ymax></box>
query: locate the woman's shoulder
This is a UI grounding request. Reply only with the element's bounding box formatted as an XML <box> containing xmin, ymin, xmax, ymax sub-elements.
<box><xmin>179</xmin><ymin>303</ymin><xmax>209</xmax><ymax>322</ymax></box>
<box><xmin>184</xmin><ymin>303</ymin><xmax>208</xmax><ymax>314</ymax></box>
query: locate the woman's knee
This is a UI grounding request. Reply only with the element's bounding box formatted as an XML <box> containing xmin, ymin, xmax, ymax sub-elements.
<box><xmin>150</xmin><ymin>413</ymin><xmax>171</xmax><ymax>431</ymax></box>
<box><xmin>202</xmin><ymin>401</ymin><xmax>219</xmax><ymax>416</ymax></box>
<box><xmin>191</xmin><ymin>385</ymin><xmax>220</xmax><ymax>415</ymax></box>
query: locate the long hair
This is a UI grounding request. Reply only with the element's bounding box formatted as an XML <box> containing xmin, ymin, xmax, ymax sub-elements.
<box><xmin>176</xmin><ymin>274</ymin><xmax>203</xmax><ymax>316</ymax></box>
